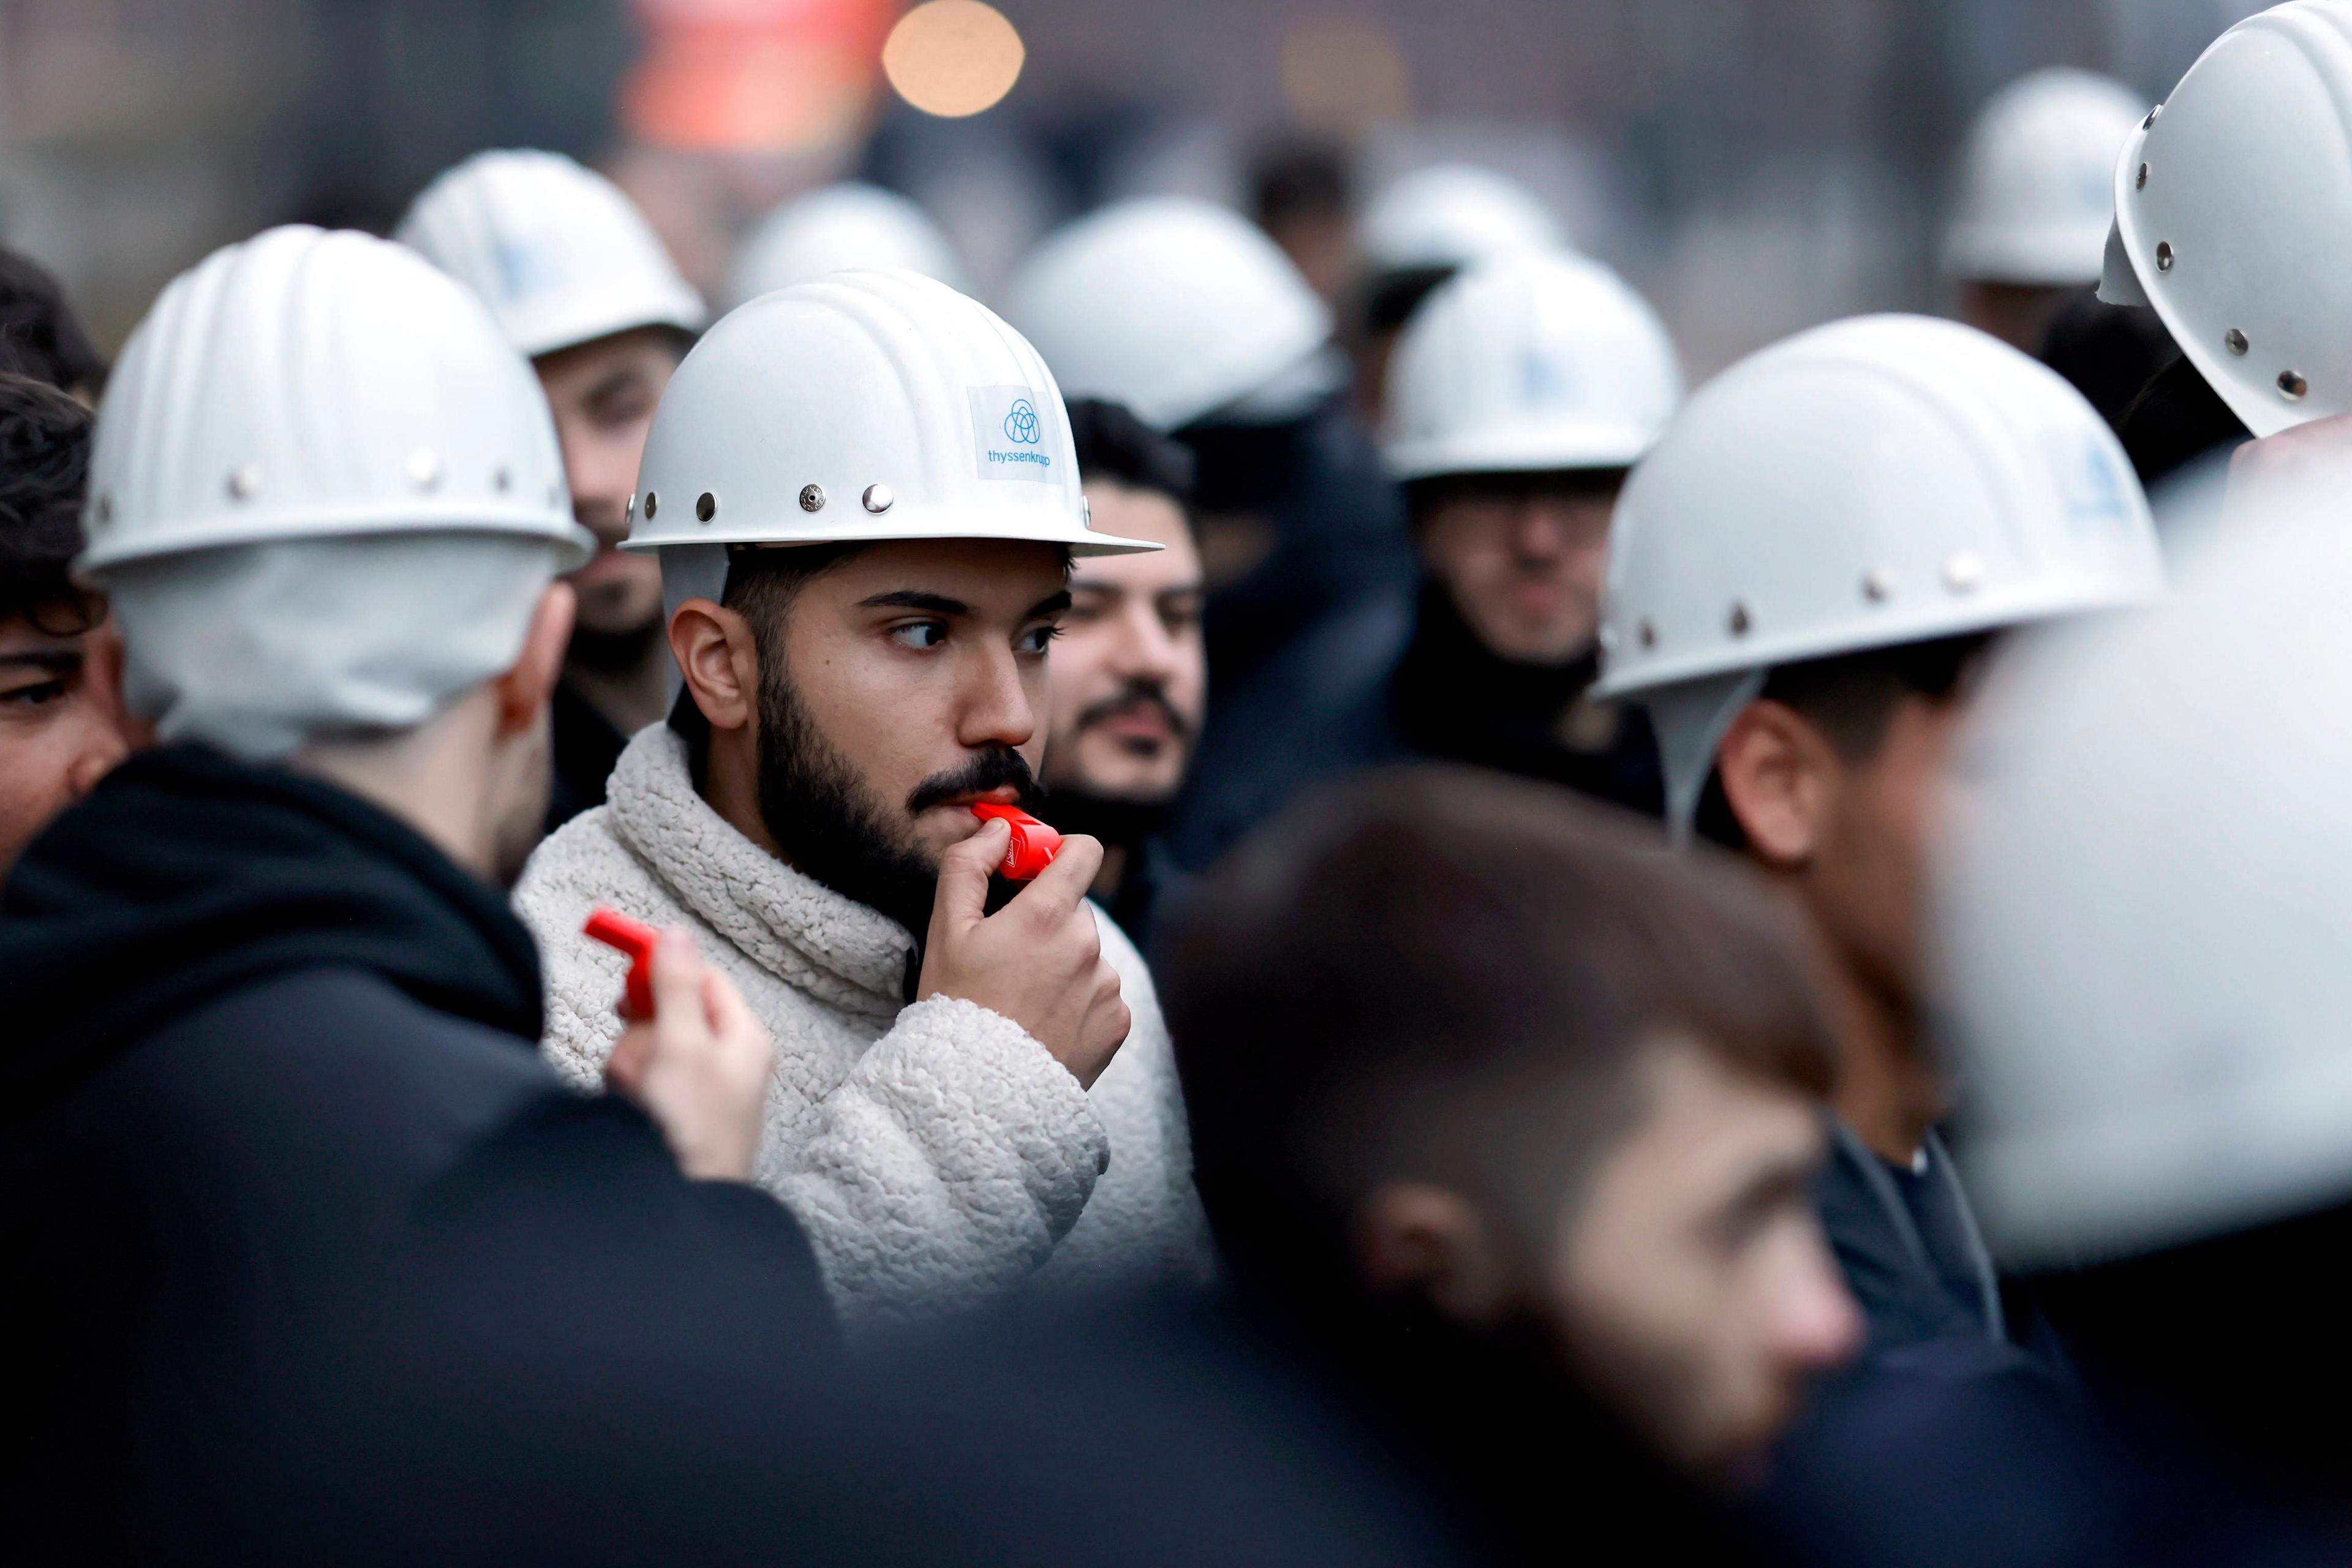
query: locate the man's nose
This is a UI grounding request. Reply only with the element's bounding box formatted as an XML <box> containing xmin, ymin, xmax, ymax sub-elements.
<box><xmin>1772</xmin><ymin>1243</ymin><xmax>1866</xmax><ymax>1374</ymax></box>
<box><xmin>957</xmin><ymin>642</ymin><xmax>1038</xmax><ymax>750</ymax></box>
<box><xmin>1109</xmin><ymin>598</ymin><xmax>1183</xmax><ymax>683</ymax></box>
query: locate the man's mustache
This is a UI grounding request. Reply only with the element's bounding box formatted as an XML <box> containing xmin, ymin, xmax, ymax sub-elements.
<box><xmin>1073</xmin><ymin>679</ymin><xmax>1192</xmax><ymax>743</ymax></box>
<box><xmin>905</xmin><ymin>747</ymin><xmax>1042</xmax><ymax>816</ymax></box>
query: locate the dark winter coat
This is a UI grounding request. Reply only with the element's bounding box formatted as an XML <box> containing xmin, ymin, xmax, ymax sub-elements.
<box><xmin>0</xmin><ymin>744</ymin><xmax>833</xmax><ymax>1556</ymax></box>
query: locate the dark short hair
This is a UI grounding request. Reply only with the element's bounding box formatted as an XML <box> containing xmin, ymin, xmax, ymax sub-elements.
<box><xmin>0</xmin><ymin>371</ymin><xmax>98</xmax><ymax>634</ymax></box>
<box><xmin>1693</xmin><ymin>633</ymin><xmax>1993</xmax><ymax>851</ymax></box>
<box><xmin>1250</xmin><ymin>137</ymin><xmax>1353</xmax><ymax>233</ymax></box>
<box><xmin>0</xmin><ymin>250</ymin><xmax>107</xmax><ymax>396</ymax></box>
<box><xmin>1066</xmin><ymin>399</ymin><xmax>1196</xmax><ymax>509</ymax></box>
<box><xmin>1164</xmin><ymin>766</ymin><xmax>1836</xmax><ymax>1298</ymax></box>
<box><xmin>1400</xmin><ymin>464</ymin><xmax>1627</xmax><ymax>527</ymax></box>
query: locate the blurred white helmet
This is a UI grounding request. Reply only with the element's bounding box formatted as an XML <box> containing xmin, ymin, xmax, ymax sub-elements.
<box><xmin>630</xmin><ymin>270</ymin><xmax>1159</xmax><ymax>617</ymax></box>
<box><xmin>1942</xmin><ymin>68</ymin><xmax>2146</xmax><ymax>286</ymax></box>
<box><xmin>727</xmin><ymin>182</ymin><xmax>968</xmax><ymax>309</ymax></box>
<box><xmin>1001</xmin><ymin>197</ymin><xmax>1339</xmax><ymax>433</ymax></box>
<box><xmin>2101</xmin><ymin>1</ymin><xmax>2352</xmax><ymax>438</ymax></box>
<box><xmin>1359</xmin><ymin>164</ymin><xmax>1567</xmax><ymax>277</ymax></box>
<box><xmin>1593</xmin><ymin>314</ymin><xmax>2163</xmax><ymax>829</ymax></box>
<box><xmin>81</xmin><ymin>225</ymin><xmax>591</xmax><ymax>760</ymax></box>
<box><xmin>397</xmin><ymin>148</ymin><xmax>706</xmax><ymax>361</ymax></box>
<box><xmin>1382</xmin><ymin>251</ymin><xmax>1683</xmax><ymax>480</ymax></box>
<box><xmin>1940</xmin><ymin>515</ymin><xmax>2352</xmax><ymax>1267</ymax></box>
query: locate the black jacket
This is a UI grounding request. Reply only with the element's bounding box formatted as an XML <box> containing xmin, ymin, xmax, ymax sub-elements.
<box><xmin>1171</xmin><ymin>578</ymin><xmax>1660</xmax><ymax>869</ymax></box>
<box><xmin>0</xmin><ymin>745</ymin><xmax>834</xmax><ymax>1557</ymax></box>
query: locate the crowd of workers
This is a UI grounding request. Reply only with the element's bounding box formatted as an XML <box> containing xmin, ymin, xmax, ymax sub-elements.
<box><xmin>9</xmin><ymin>2</ymin><xmax>2352</xmax><ymax>1562</ymax></box>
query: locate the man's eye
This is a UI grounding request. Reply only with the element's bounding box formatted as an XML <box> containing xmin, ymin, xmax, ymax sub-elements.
<box><xmin>891</xmin><ymin>622</ymin><xmax>948</xmax><ymax>650</ymax></box>
<box><xmin>1017</xmin><ymin>624</ymin><xmax>1061</xmax><ymax>654</ymax></box>
<box><xmin>1</xmin><ymin>679</ymin><xmax>67</xmax><ymax>709</ymax></box>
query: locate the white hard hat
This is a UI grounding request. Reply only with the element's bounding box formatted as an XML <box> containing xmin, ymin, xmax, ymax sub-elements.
<box><xmin>1359</xmin><ymin>164</ymin><xmax>1567</xmax><ymax>277</ymax></box>
<box><xmin>1000</xmin><ymin>197</ymin><xmax>1339</xmax><ymax>433</ymax></box>
<box><xmin>80</xmin><ymin>225</ymin><xmax>592</xmax><ymax>760</ymax></box>
<box><xmin>1942</xmin><ymin>69</ymin><xmax>2147</xmax><ymax>287</ymax></box>
<box><xmin>1382</xmin><ymin>251</ymin><xmax>1683</xmax><ymax>480</ymax></box>
<box><xmin>630</xmin><ymin>269</ymin><xmax>1159</xmax><ymax>615</ymax></box>
<box><xmin>396</xmin><ymin>149</ymin><xmax>706</xmax><ymax>361</ymax></box>
<box><xmin>1593</xmin><ymin>315</ymin><xmax>2163</xmax><ymax>828</ymax></box>
<box><xmin>82</xmin><ymin>226</ymin><xmax>587</xmax><ymax>575</ymax></box>
<box><xmin>1939</xmin><ymin>514</ymin><xmax>2352</xmax><ymax>1268</ymax></box>
<box><xmin>727</xmin><ymin>182</ymin><xmax>968</xmax><ymax>309</ymax></box>
<box><xmin>2100</xmin><ymin>1</ymin><xmax>2352</xmax><ymax>438</ymax></box>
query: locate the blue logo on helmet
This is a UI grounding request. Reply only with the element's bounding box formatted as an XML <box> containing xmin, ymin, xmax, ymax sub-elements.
<box><xmin>1003</xmin><ymin>399</ymin><xmax>1041</xmax><ymax>445</ymax></box>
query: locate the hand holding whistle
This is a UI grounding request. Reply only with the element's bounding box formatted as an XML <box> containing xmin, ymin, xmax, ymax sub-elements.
<box><xmin>969</xmin><ymin>802</ymin><xmax>1063</xmax><ymax>880</ymax></box>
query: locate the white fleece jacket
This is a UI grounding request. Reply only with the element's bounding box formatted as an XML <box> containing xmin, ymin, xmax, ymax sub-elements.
<box><xmin>514</xmin><ymin>727</ymin><xmax>1213</xmax><ymax>1329</ymax></box>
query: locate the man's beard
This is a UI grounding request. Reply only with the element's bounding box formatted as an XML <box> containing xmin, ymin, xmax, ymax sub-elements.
<box><xmin>754</xmin><ymin>658</ymin><xmax>1041</xmax><ymax>940</ymax></box>
<box><xmin>1040</xmin><ymin>676</ymin><xmax>1190</xmax><ymax>848</ymax></box>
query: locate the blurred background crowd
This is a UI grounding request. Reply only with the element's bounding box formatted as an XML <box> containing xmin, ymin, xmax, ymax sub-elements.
<box><xmin>0</xmin><ymin>0</ymin><xmax>2274</xmax><ymax>369</ymax></box>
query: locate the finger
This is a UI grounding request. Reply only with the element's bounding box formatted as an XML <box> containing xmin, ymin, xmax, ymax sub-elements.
<box><xmin>646</xmin><ymin>929</ymin><xmax>707</xmax><ymax>1035</ymax></box>
<box><xmin>930</xmin><ymin>818</ymin><xmax>1010</xmax><ymax>935</ymax></box>
<box><xmin>1008</xmin><ymin>831</ymin><xmax>1104</xmax><ymax>916</ymax></box>
<box><xmin>604</xmin><ymin>1025</ymin><xmax>653</xmax><ymax>1096</ymax></box>
<box><xmin>701</xmin><ymin>966</ymin><xmax>771</xmax><ymax>1068</ymax></box>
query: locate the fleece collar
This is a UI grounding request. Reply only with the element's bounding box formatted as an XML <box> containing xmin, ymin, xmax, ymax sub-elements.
<box><xmin>604</xmin><ymin>727</ymin><xmax>911</xmax><ymax>1020</ymax></box>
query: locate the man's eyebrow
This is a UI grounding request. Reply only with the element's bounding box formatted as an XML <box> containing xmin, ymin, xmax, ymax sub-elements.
<box><xmin>1024</xmin><ymin>589</ymin><xmax>1074</xmax><ymax>621</ymax></box>
<box><xmin>0</xmin><ymin>649</ymin><xmax>83</xmax><ymax>674</ymax></box>
<box><xmin>586</xmin><ymin>367</ymin><xmax>650</xmax><ymax>405</ymax></box>
<box><xmin>858</xmin><ymin>590</ymin><xmax>971</xmax><ymax>615</ymax></box>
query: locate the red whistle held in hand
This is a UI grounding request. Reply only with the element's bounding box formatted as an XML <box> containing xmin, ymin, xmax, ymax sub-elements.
<box><xmin>583</xmin><ymin>907</ymin><xmax>659</xmax><ymax>1020</ymax></box>
<box><xmin>970</xmin><ymin>802</ymin><xmax>1063</xmax><ymax>880</ymax></box>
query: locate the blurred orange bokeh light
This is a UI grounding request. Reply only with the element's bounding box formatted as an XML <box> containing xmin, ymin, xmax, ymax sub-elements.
<box><xmin>882</xmin><ymin>0</ymin><xmax>1025</xmax><ymax>119</ymax></box>
<box><xmin>625</xmin><ymin>0</ymin><xmax>897</xmax><ymax>154</ymax></box>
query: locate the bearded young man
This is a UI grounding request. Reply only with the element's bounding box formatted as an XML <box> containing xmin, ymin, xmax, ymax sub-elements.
<box><xmin>1041</xmin><ymin>400</ymin><xmax>1207</xmax><ymax>948</ymax></box>
<box><xmin>517</xmin><ymin>273</ymin><xmax>1215</xmax><ymax>1329</ymax></box>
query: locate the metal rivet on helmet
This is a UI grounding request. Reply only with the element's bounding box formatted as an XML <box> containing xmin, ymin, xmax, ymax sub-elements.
<box><xmin>405</xmin><ymin>448</ymin><xmax>444</xmax><ymax>491</ymax></box>
<box><xmin>2155</xmin><ymin>241</ymin><xmax>2174</xmax><ymax>272</ymax></box>
<box><xmin>1942</xmin><ymin>552</ymin><xmax>1986</xmax><ymax>592</ymax></box>
<box><xmin>2143</xmin><ymin>103</ymin><xmax>2162</xmax><ymax>129</ymax></box>
<box><xmin>227</xmin><ymin>464</ymin><xmax>262</xmax><ymax>501</ymax></box>
<box><xmin>2279</xmin><ymin>370</ymin><xmax>2310</xmax><ymax>401</ymax></box>
<box><xmin>2226</xmin><ymin>329</ymin><xmax>2249</xmax><ymax>356</ymax></box>
<box><xmin>494</xmin><ymin>467</ymin><xmax>513</xmax><ymax>494</ymax></box>
<box><xmin>1638</xmin><ymin>619</ymin><xmax>1658</xmax><ymax>650</ymax></box>
<box><xmin>799</xmin><ymin>484</ymin><xmax>826</xmax><ymax>513</ymax></box>
<box><xmin>1863</xmin><ymin>567</ymin><xmax>1898</xmax><ymax>603</ymax></box>
<box><xmin>696</xmin><ymin>492</ymin><xmax>716</xmax><ymax>522</ymax></box>
<box><xmin>94</xmin><ymin>495</ymin><xmax>113</xmax><ymax>527</ymax></box>
<box><xmin>643</xmin><ymin>492</ymin><xmax>658</xmax><ymax>521</ymax></box>
<box><xmin>1727</xmin><ymin>602</ymin><xmax>1752</xmax><ymax>637</ymax></box>
<box><xmin>2136</xmin><ymin>162</ymin><xmax>2149</xmax><ymax>190</ymax></box>
<box><xmin>862</xmin><ymin>483</ymin><xmax>893</xmax><ymax>514</ymax></box>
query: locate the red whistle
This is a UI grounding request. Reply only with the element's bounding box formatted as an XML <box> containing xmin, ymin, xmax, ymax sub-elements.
<box><xmin>583</xmin><ymin>907</ymin><xmax>659</xmax><ymax>1020</ymax></box>
<box><xmin>970</xmin><ymin>802</ymin><xmax>1063</xmax><ymax>880</ymax></box>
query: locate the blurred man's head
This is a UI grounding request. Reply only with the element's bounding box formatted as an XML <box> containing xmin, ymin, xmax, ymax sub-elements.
<box><xmin>79</xmin><ymin>227</ymin><xmax>594</xmax><ymax>884</ymax></box>
<box><xmin>1406</xmin><ymin>467</ymin><xmax>1623</xmax><ymax>665</ymax></box>
<box><xmin>533</xmin><ymin>326</ymin><xmax>685</xmax><ymax>644</ymax></box>
<box><xmin>0</xmin><ymin>249</ymin><xmax>108</xmax><ymax>403</ymax></box>
<box><xmin>395</xmin><ymin>151</ymin><xmax>707</xmax><ymax>662</ymax></box>
<box><xmin>1042</xmin><ymin>401</ymin><xmax>1205</xmax><ymax>840</ymax></box>
<box><xmin>1167</xmin><ymin>769</ymin><xmax>1858</xmax><ymax>1480</ymax></box>
<box><xmin>0</xmin><ymin>374</ymin><xmax>129</xmax><ymax>872</ymax></box>
<box><xmin>1699</xmin><ymin>633</ymin><xmax>1992</xmax><ymax>1024</ymax></box>
<box><xmin>672</xmin><ymin>538</ymin><xmax>1071</xmax><ymax>937</ymax></box>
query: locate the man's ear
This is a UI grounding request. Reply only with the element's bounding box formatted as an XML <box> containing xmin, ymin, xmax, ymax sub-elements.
<box><xmin>491</xmin><ymin>581</ymin><xmax>576</xmax><ymax>741</ymax></box>
<box><xmin>1354</xmin><ymin>1182</ymin><xmax>1515</xmax><ymax>1327</ymax></box>
<box><xmin>1716</xmin><ymin>698</ymin><xmax>1840</xmax><ymax>869</ymax></box>
<box><xmin>668</xmin><ymin>597</ymin><xmax>761</xmax><ymax>734</ymax></box>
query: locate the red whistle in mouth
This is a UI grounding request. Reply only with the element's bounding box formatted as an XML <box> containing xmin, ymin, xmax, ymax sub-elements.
<box><xmin>970</xmin><ymin>802</ymin><xmax>1063</xmax><ymax>880</ymax></box>
<box><xmin>583</xmin><ymin>907</ymin><xmax>659</xmax><ymax>1020</ymax></box>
